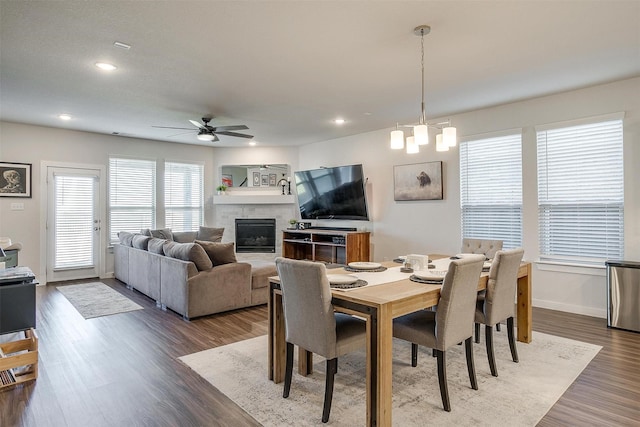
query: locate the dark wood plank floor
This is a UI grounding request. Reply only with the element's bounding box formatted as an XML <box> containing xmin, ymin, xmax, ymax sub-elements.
<box><xmin>1</xmin><ymin>278</ymin><xmax>639</xmax><ymax>426</ymax></box>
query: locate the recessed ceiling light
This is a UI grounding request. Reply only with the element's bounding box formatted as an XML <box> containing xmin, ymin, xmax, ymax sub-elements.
<box><xmin>334</xmin><ymin>118</ymin><xmax>346</xmax><ymax>125</ymax></box>
<box><xmin>249</xmin><ymin>141</ymin><xmax>257</xmax><ymax>146</ymax></box>
<box><xmin>58</xmin><ymin>114</ymin><xmax>72</xmax><ymax>120</ymax></box>
<box><xmin>113</xmin><ymin>41</ymin><xmax>131</xmax><ymax>50</ymax></box>
<box><xmin>95</xmin><ymin>62</ymin><xmax>117</xmax><ymax>71</ymax></box>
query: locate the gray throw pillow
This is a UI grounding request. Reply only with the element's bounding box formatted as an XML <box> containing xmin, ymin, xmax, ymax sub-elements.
<box><xmin>196</xmin><ymin>226</ymin><xmax>224</xmax><ymax>242</ymax></box>
<box><xmin>150</xmin><ymin>228</ymin><xmax>173</xmax><ymax>240</ymax></box>
<box><xmin>163</xmin><ymin>242</ymin><xmax>213</xmax><ymax>271</ymax></box>
<box><xmin>147</xmin><ymin>238</ymin><xmax>167</xmax><ymax>254</ymax></box>
<box><xmin>172</xmin><ymin>231</ymin><xmax>198</xmax><ymax>243</ymax></box>
<box><xmin>118</xmin><ymin>231</ymin><xmax>136</xmax><ymax>247</ymax></box>
<box><xmin>132</xmin><ymin>234</ymin><xmax>151</xmax><ymax>250</ymax></box>
<box><xmin>140</xmin><ymin>228</ymin><xmax>152</xmax><ymax>236</ymax></box>
<box><xmin>195</xmin><ymin>240</ymin><xmax>237</xmax><ymax>266</ymax></box>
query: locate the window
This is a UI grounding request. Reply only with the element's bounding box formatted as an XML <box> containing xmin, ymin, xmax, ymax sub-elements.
<box><xmin>109</xmin><ymin>157</ymin><xmax>156</xmax><ymax>242</ymax></box>
<box><xmin>537</xmin><ymin>116</ymin><xmax>623</xmax><ymax>264</ymax></box>
<box><xmin>164</xmin><ymin>161</ymin><xmax>203</xmax><ymax>232</ymax></box>
<box><xmin>460</xmin><ymin>133</ymin><xmax>523</xmax><ymax>249</ymax></box>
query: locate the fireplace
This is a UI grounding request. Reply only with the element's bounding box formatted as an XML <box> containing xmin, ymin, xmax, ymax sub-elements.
<box><xmin>235</xmin><ymin>218</ymin><xmax>276</xmax><ymax>253</ymax></box>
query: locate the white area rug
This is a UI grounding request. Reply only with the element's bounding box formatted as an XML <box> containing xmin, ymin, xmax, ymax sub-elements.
<box><xmin>180</xmin><ymin>332</ymin><xmax>601</xmax><ymax>426</ymax></box>
<box><xmin>56</xmin><ymin>282</ymin><xmax>143</xmax><ymax>319</ymax></box>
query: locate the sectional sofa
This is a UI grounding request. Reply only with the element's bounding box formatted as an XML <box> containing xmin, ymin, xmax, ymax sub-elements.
<box><xmin>113</xmin><ymin>227</ymin><xmax>275</xmax><ymax>319</ymax></box>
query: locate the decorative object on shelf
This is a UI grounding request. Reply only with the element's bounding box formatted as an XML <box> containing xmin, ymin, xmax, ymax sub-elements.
<box><xmin>394</xmin><ymin>161</ymin><xmax>443</xmax><ymax>201</ymax></box>
<box><xmin>288</xmin><ymin>219</ymin><xmax>298</xmax><ymax>229</ymax></box>
<box><xmin>221</xmin><ymin>174</ymin><xmax>233</xmax><ymax>187</ymax></box>
<box><xmin>252</xmin><ymin>172</ymin><xmax>260</xmax><ymax>187</ymax></box>
<box><xmin>277</xmin><ymin>177</ymin><xmax>292</xmax><ymax>195</ymax></box>
<box><xmin>0</xmin><ymin>162</ymin><xmax>31</xmax><ymax>198</ymax></box>
<box><xmin>268</xmin><ymin>173</ymin><xmax>277</xmax><ymax>186</ymax></box>
<box><xmin>216</xmin><ymin>184</ymin><xmax>227</xmax><ymax>195</ymax></box>
<box><xmin>261</xmin><ymin>174</ymin><xmax>268</xmax><ymax>186</ymax></box>
<box><xmin>389</xmin><ymin>25</ymin><xmax>457</xmax><ymax>154</ymax></box>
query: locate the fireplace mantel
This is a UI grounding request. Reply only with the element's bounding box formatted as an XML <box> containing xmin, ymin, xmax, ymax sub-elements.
<box><xmin>213</xmin><ymin>195</ymin><xmax>296</xmax><ymax>205</ymax></box>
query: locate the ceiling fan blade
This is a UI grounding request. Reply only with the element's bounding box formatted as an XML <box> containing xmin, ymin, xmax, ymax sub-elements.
<box><xmin>152</xmin><ymin>125</ymin><xmax>194</xmax><ymax>130</ymax></box>
<box><xmin>211</xmin><ymin>125</ymin><xmax>249</xmax><ymax>132</ymax></box>
<box><xmin>214</xmin><ymin>131</ymin><xmax>254</xmax><ymax>139</ymax></box>
<box><xmin>189</xmin><ymin>119</ymin><xmax>205</xmax><ymax>129</ymax></box>
<box><xmin>165</xmin><ymin>130</ymin><xmax>197</xmax><ymax>138</ymax></box>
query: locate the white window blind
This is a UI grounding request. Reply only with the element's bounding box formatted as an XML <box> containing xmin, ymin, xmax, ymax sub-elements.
<box><xmin>537</xmin><ymin>118</ymin><xmax>624</xmax><ymax>264</ymax></box>
<box><xmin>460</xmin><ymin>133</ymin><xmax>523</xmax><ymax>249</ymax></box>
<box><xmin>109</xmin><ymin>157</ymin><xmax>156</xmax><ymax>242</ymax></box>
<box><xmin>165</xmin><ymin>161</ymin><xmax>203</xmax><ymax>232</ymax></box>
<box><xmin>54</xmin><ymin>175</ymin><xmax>95</xmax><ymax>269</ymax></box>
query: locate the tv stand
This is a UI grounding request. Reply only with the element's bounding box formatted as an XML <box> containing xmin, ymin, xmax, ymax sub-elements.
<box><xmin>282</xmin><ymin>229</ymin><xmax>370</xmax><ymax>265</ymax></box>
<box><xmin>307</xmin><ymin>226</ymin><xmax>357</xmax><ymax>231</ymax></box>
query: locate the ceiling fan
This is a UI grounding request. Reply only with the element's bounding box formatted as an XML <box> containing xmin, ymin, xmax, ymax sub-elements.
<box><xmin>153</xmin><ymin>117</ymin><xmax>253</xmax><ymax>142</ymax></box>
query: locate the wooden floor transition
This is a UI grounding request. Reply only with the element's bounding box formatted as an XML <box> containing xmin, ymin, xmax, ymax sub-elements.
<box><xmin>1</xmin><ymin>278</ymin><xmax>638</xmax><ymax>426</ymax></box>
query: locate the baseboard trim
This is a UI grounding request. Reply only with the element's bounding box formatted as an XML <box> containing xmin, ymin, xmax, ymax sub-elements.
<box><xmin>533</xmin><ymin>298</ymin><xmax>607</xmax><ymax>319</ymax></box>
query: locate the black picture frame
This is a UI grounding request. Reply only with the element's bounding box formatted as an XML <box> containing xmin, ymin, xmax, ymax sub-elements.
<box><xmin>393</xmin><ymin>161</ymin><xmax>443</xmax><ymax>201</ymax></box>
<box><xmin>0</xmin><ymin>162</ymin><xmax>32</xmax><ymax>198</ymax></box>
<box><xmin>252</xmin><ymin>171</ymin><xmax>260</xmax><ymax>187</ymax></box>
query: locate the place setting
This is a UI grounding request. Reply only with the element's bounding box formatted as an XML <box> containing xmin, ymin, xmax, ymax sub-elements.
<box><xmin>326</xmin><ymin>274</ymin><xmax>367</xmax><ymax>289</ymax></box>
<box><xmin>343</xmin><ymin>261</ymin><xmax>387</xmax><ymax>273</ymax></box>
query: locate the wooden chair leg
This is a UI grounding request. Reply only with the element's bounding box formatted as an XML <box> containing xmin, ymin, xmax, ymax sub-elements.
<box><xmin>474</xmin><ymin>322</ymin><xmax>480</xmax><ymax>343</ymax></box>
<box><xmin>485</xmin><ymin>325</ymin><xmax>498</xmax><ymax>377</ymax></box>
<box><xmin>322</xmin><ymin>358</ymin><xmax>338</xmax><ymax>423</ymax></box>
<box><xmin>436</xmin><ymin>350</ymin><xmax>451</xmax><ymax>412</ymax></box>
<box><xmin>507</xmin><ymin>317</ymin><xmax>519</xmax><ymax>363</ymax></box>
<box><xmin>411</xmin><ymin>343</ymin><xmax>418</xmax><ymax>367</ymax></box>
<box><xmin>283</xmin><ymin>342</ymin><xmax>294</xmax><ymax>398</ymax></box>
<box><xmin>464</xmin><ymin>337</ymin><xmax>478</xmax><ymax>390</ymax></box>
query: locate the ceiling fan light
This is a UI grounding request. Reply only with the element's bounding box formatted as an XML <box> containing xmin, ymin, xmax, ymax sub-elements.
<box><xmin>197</xmin><ymin>133</ymin><xmax>214</xmax><ymax>141</ymax></box>
<box><xmin>406</xmin><ymin>136</ymin><xmax>419</xmax><ymax>154</ymax></box>
<box><xmin>390</xmin><ymin>129</ymin><xmax>404</xmax><ymax>149</ymax></box>
<box><xmin>443</xmin><ymin>126</ymin><xmax>457</xmax><ymax>147</ymax></box>
<box><xmin>414</xmin><ymin>124</ymin><xmax>429</xmax><ymax>145</ymax></box>
<box><xmin>436</xmin><ymin>133</ymin><xmax>449</xmax><ymax>152</ymax></box>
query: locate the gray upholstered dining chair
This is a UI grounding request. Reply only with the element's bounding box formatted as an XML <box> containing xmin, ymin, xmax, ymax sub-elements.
<box><xmin>474</xmin><ymin>248</ymin><xmax>525</xmax><ymax>377</ymax></box>
<box><xmin>274</xmin><ymin>257</ymin><xmax>367</xmax><ymax>423</ymax></box>
<box><xmin>393</xmin><ymin>255</ymin><xmax>485</xmax><ymax>412</ymax></box>
<box><xmin>461</xmin><ymin>238</ymin><xmax>503</xmax><ymax>259</ymax></box>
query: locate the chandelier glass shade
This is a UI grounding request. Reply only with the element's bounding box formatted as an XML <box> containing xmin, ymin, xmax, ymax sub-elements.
<box><xmin>389</xmin><ymin>25</ymin><xmax>457</xmax><ymax>153</ymax></box>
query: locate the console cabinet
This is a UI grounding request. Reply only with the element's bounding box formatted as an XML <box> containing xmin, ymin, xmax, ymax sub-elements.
<box><xmin>282</xmin><ymin>229</ymin><xmax>370</xmax><ymax>265</ymax></box>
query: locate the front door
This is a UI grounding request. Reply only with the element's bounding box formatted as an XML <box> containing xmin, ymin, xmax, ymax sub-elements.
<box><xmin>46</xmin><ymin>166</ymin><xmax>101</xmax><ymax>282</ymax></box>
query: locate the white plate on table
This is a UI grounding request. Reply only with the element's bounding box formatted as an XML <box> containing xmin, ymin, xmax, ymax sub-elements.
<box><xmin>348</xmin><ymin>262</ymin><xmax>382</xmax><ymax>270</ymax></box>
<box><xmin>413</xmin><ymin>270</ymin><xmax>447</xmax><ymax>281</ymax></box>
<box><xmin>327</xmin><ymin>274</ymin><xmax>359</xmax><ymax>285</ymax></box>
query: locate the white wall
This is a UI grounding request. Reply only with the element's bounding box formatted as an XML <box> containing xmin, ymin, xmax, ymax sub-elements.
<box><xmin>299</xmin><ymin>77</ymin><xmax>640</xmax><ymax>318</ymax></box>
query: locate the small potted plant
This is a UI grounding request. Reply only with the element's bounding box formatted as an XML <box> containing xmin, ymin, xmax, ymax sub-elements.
<box><xmin>288</xmin><ymin>218</ymin><xmax>298</xmax><ymax>229</ymax></box>
<box><xmin>216</xmin><ymin>184</ymin><xmax>227</xmax><ymax>195</ymax></box>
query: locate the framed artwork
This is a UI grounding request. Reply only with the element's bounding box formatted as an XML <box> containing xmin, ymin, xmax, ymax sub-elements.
<box><xmin>393</xmin><ymin>161</ymin><xmax>443</xmax><ymax>201</ymax></box>
<box><xmin>252</xmin><ymin>171</ymin><xmax>260</xmax><ymax>187</ymax></box>
<box><xmin>221</xmin><ymin>174</ymin><xmax>233</xmax><ymax>187</ymax></box>
<box><xmin>0</xmin><ymin>162</ymin><xmax>31</xmax><ymax>198</ymax></box>
<box><xmin>269</xmin><ymin>173</ymin><xmax>277</xmax><ymax>186</ymax></box>
<box><xmin>261</xmin><ymin>174</ymin><xmax>269</xmax><ymax>186</ymax></box>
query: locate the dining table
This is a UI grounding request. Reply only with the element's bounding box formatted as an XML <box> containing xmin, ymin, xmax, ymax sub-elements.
<box><xmin>268</xmin><ymin>256</ymin><xmax>532</xmax><ymax>426</ymax></box>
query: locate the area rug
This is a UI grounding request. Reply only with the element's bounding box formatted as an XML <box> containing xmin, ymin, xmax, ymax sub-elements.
<box><xmin>179</xmin><ymin>332</ymin><xmax>601</xmax><ymax>426</ymax></box>
<box><xmin>56</xmin><ymin>282</ymin><xmax>143</xmax><ymax>319</ymax></box>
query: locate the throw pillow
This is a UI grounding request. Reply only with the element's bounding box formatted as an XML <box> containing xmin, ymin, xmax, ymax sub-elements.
<box><xmin>118</xmin><ymin>231</ymin><xmax>136</xmax><ymax>247</ymax></box>
<box><xmin>163</xmin><ymin>242</ymin><xmax>213</xmax><ymax>271</ymax></box>
<box><xmin>147</xmin><ymin>238</ymin><xmax>167</xmax><ymax>254</ymax></box>
<box><xmin>195</xmin><ymin>240</ymin><xmax>237</xmax><ymax>266</ymax></box>
<box><xmin>140</xmin><ymin>228</ymin><xmax>152</xmax><ymax>236</ymax></box>
<box><xmin>172</xmin><ymin>231</ymin><xmax>198</xmax><ymax>243</ymax></box>
<box><xmin>150</xmin><ymin>228</ymin><xmax>173</xmax><ymax>240</ymax></box>
<box><xmin>196</xmin><ymin>226</ymin><xmax>224</xmax><ymax>242</ymax></box>
<box><xmin>132</xmin><ymin>234</ymin><xmax>151</xmax><ymax>250</ymax></box>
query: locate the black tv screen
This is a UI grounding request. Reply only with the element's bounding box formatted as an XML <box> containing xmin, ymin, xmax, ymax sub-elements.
<box><xmin>294</xmin><ymin>164</ymin><xmax>369</xmax><ymax>221</ymax></box>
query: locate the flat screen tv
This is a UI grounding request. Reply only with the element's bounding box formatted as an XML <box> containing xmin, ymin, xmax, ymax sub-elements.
<box><xmin>294</xmin><ymin>164</ymin><xmax>369</xmax><ymax>221</ymax></box>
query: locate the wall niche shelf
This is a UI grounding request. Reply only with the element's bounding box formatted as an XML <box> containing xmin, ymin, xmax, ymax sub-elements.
<box><xmin>213</xmin><ymin>195</ymin><xmax>296</xmax><ymax>205</ymax></box>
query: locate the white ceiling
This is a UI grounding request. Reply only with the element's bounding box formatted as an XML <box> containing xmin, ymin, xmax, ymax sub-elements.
<box><xmin>1</xmin><ymin>1</ymin><xmax>639</xmax><ymax>148</ymax></box>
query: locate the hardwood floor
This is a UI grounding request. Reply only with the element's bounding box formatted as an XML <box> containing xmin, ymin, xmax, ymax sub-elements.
<box><xmin>1</xmin><ymin>278</ymin><xmax>638</xmax><ymax>426</ymax></box>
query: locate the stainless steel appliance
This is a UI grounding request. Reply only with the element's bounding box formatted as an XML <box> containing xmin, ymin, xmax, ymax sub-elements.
<box><xmin>606</xmin><ymin>260</ymin><xmax>640</xmax><ymax>332</ymax></box>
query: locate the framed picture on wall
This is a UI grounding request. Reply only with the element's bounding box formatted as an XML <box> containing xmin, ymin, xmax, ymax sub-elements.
<box><xmin>261</xmin><ymin>174</ymin><xmax>269</xmax><ymax>186</ymax></box>
<box><xmin>221</xmin><ymin>174</ymin><xmax>233</xmax><ymax>187</ymax></box>
<box><xmin>393</xmin><ymin>161</ymin><xmax>443</xmax><ymax>201</ymax></box>
<box><xmin>252</xmin><ymin>171</ymin><xmax>260</xmax><ymax>187</ymax></box>
<box><xmin>0</xmin><ymin>162</ymin><xmax>31</xmax><ymax>198</ymax></box>
<box><xmin>269</xmin><ymin>173</ymin><xmax>277</xmax><ymax>186</ymax></box>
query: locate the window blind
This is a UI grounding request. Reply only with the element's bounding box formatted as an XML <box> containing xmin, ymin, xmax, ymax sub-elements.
<box><xmin>537</xmin><ymin>118</ymin><xmax>624</xmax><ymax>263</ymax></box>
<box><xmin>165</xmin><ymin>161</ymin><xmax>203</xmax><ymax>232</ymax></box>
<box><xmin>54</xmin><ymin>175</ymin><xmax>95</xmax><ymax>269</ymax></box>
<box><xmin>460</xmin><ymin>133</ymin><xmax>523</xmax><ymax>249</ymax></box>
<box><xmin>109</xmin><ymin>157</ymin><xmax>156</xmax><ymax>242</ymax></box>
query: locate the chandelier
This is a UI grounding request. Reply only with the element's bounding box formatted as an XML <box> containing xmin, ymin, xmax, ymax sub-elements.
<box><xmin>390</xmin><ymin>25</ymin><xmax>456</xmax><ymax>153</ymax></box>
